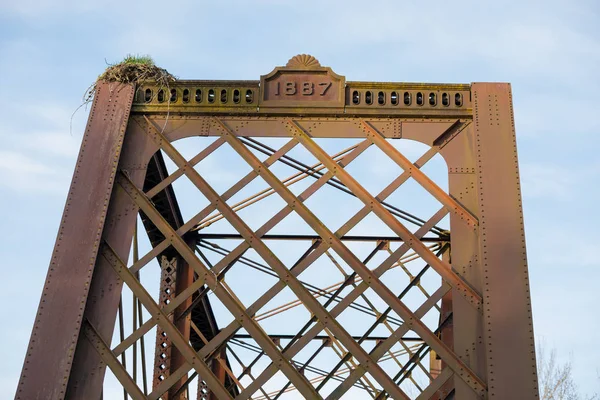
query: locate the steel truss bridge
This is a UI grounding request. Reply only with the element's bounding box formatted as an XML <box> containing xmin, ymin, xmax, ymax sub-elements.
<box><xmin>16</xmin><ymin>55</ymin><xmax>539</xmax><ymax>399</ymax></box>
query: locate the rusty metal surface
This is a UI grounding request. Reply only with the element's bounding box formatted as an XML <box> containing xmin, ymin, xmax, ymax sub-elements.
<box><xmin>17</xmin><ymin>55</ymin><xmax>538</xmax><ymax>399</ymax></box>
<box><xmin>153</xmin><ymin>256</ymin><xmax>179</xmax><ymax>388</ymax></box>
<box><xmin>472</xmin><ymin>83</ymin><xmax>538</xmax><ymax>398</ymax></box>
<box><xmin>65</xmin><ymin>109</ymin><xmax>153</xmax><ymax>399</ymax></box>
<box><xmin>16</xmin><ymin>81</ymin><xmax>135</xmax><ymax>400</ymax></box>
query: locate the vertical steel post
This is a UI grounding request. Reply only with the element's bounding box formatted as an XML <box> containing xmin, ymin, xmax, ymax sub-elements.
<box><xmin>440</xmin><ymin>122</ymin><xmax>487</xmax><ymax>400</ymax></box>
<box><xmin>472</xmin><ymin>83</ymin><xmax>539</xmax><ymax>398</ymax></box>
<box><xmin>171</xmin><ymin>241</ymin><xmax>196</xmax><ymax>399</ymax></box>
<box><xmin>16</xmin><ymin>82</ymin><xmax>136</xmax><ymax>400</ymax></box>
<box><xmin>153</xmin><ymin>256</ymin><xmax>179</xmax><ymax>391</ymax></box>
<box><xmin>208</xmin><ymin>348</ymin><xmax>228</xmax><ymax>400</ymax></box>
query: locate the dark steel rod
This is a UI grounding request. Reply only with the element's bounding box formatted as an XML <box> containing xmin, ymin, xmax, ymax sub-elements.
<box><xmin>196</xmin><ymin>241</ymin><xmax>404</xmax><ymax>325</ymax></box>
<box><xmin>376</xmin><ymin>313</ymin><xmax>454</xmax><ymax>400</ymax></box>
<box><xmin>239</xmin><ymin>137</ymin><xmax>445</xmax><ymax>234</ymax></box>
<box><xmin>272</xmin><ymin>341</ymin><xmax>328</xmax><ymax>400</ymax></box>
<box><xmin>195</xmin><ymin>233</ymin><xmax>448</xmax><ymax>242</ymax></box>
<box><xmin>232</xmin><ymin>334</ymin><xmax>423</xmax><ymax>342</ymax></box>
<box><xmin>229</xmin><ymin>339</ymin><xmax>372</xmax><ymax>395</ymax></box>
<box><xmin>225</xmin><ymin>344</ymin><xmax>271</xmax><ymax>399</ymax></box>
<box><xmin>232</xmin><ymin>348</ymin><xmax>265</xmax><ymax>387</ymax></box>
<box><xmin>204</xmin><ymin>241</ymin><xmax>324</xmax><ymax>386</ymax></box>
<box><xmin>117</xmin><ymin>296</ymin><xmax>127</xmax><ymax>400</ymax></box>
<box><xmin>272</xmin><ymin>242</ymin><xmax>387</xmax><ymax>373</ymax></box>
<box><xmin>316</xmin><ymin>243</ymin><xmax>449</xmax><ymax>392</ymax></box>
<box><xmin>136</xmin><ymin>296</ymin><xmax>148</xmax><ymax>395</ymax></box>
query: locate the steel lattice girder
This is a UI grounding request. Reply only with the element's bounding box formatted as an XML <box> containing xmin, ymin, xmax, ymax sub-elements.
<box><xmin>16</xmin><ymin>55</ymin><xmax>539</xmax><ymax>400</ymax></box>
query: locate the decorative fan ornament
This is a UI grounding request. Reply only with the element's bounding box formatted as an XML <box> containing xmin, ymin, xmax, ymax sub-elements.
<box><xmin>286</xmin><ymin>54</ymin><xmax>321</xmax><ymax>68</ymax></box>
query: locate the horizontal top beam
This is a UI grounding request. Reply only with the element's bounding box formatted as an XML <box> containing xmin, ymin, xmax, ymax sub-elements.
<box><xmin>130</xmin><ymin>55</ymin><xmax>474</xmax><ymax>117</ymax></box>
<box><xmin>132</xmin><ymin>80</ymin><xmax>472</xmax><ymax>117</ymax></box>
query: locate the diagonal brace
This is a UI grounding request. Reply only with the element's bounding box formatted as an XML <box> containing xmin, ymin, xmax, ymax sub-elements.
<box><xmin>219</xmin><ymin>118</ymin><xmax>485</xmax><ymax>396</ymax></box>
<box><xmin>116</xmin><ymin>172</ymin><xmax>323</xmax><ymax>400</ymax></box>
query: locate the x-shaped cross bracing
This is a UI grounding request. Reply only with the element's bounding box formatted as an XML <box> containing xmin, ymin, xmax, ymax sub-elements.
<box><xmin>98</xmin><ymin>116</ymin><xmax>485</xmax><ymax>399</ymax></box>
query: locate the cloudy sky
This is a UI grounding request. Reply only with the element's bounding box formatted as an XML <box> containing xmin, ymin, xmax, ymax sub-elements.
<box><xmin>1</xmin><ymin>0</ymin><xmax>598</xmax><ymax>398</ymax></box>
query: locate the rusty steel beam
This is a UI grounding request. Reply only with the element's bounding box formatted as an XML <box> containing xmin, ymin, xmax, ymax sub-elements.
<box><xmin>360</xmin><ymin>120</ymin><xmax>478</xmax><ymax>228</ymax></box>
<box><xmin>82</xmin><ymin>320</ymin><xmax>146</xmax><ymax>400</ymax></box>
<box><xmin>16</xmin><ymin>82</ymin><xmax>136</xmax><ymax>400</ymax></box>
<box><xmin>472</xmin><ymin>83</ymin><xmax>538</xmax><ymax>397</ymax></box>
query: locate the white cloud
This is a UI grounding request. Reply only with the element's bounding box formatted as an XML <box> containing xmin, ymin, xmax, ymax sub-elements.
<box><xmin>23</xmin><ymin>131</ymin><xmax>81</xmax><ymax>157</ymax></box>
<box><xmin>521</xmin><ymin>161</ymin><xmax>600</xmax><ymax>202</ymax></box>
<box><xmin>0</xmin><ymin>150</ymin><xmax>71</xmax><ymax>194</ymax></box>
<box><xmin>0</xmin><ymin>0</ymin><xmax>128</xmax><ymax>17</ymax></box>
<box><xmin>521</xmin><ymin>163</ymin><xmax>575</xmax><ymax>200</ymax></box>
<box><xmin>530</xmin><ymin>229</ymin><xmax>598</xmax><ymax>268</ymax></box>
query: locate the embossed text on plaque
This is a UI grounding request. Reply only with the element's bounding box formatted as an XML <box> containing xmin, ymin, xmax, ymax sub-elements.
<box><xmin>259</xmin><ymin>54</ymin><xmax>345</xmax><ymax>108</ymax></box>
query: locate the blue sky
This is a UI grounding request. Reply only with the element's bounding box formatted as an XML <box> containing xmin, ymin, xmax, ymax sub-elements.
<box><xmin>1</xmin><ymin>0</ymin><xmax>599</xmax><ymax>398</ymax></box>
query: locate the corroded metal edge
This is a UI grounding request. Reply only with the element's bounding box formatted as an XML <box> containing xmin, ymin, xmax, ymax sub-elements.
<box><xmin>15</xmin><ymin>81</ymin><xmax>135</xmax><ymax>400</ymax></box>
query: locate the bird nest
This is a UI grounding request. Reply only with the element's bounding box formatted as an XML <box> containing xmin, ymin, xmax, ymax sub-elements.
<box><xmin>84</xmin><ymin>54</ymin><xmax>176</xmax><ymax>102</ymax></box>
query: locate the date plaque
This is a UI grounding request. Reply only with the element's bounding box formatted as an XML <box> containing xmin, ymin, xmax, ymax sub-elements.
<box><xmin>260</xmin><ymin>54</ymin><xmax>345</xmax><ymax>109</ymax></box>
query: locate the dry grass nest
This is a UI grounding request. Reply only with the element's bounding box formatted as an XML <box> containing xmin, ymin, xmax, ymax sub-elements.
<box><xmin>84</xmin><ymin>54</ymin><xmax>176</xmax><ymax>102</ymax></box>
<box><xmin>72</xmin><ymin>55</ymin><xmax>176</xmax><ymax>135</ymax></box>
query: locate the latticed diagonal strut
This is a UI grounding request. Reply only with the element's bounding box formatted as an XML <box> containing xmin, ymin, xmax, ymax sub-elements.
<box><xmin>111</xmin><ymin>135</ymin><xmax>303</xmax><ymax>359</ymax></box>
<box><xmin>113</xmin><ymin>126</ymin><xmax>372</xmax><ymax>378</ymax></box>
<box><xmin>214</xmin><ymin>118</ymin><xmax>486</xmax><ymax>397</ymax></box>
<box><xmin>267</xmin><ymin>242</ymin><xmax>435</xmax><ymax>398</ymax></box>
<box><xmin>142</xmin><ymin>121</ymin><xmax>412</xmax><ymax>399</ymax></box>
<box><xmin>199</xmin><ymin>127</ymin><xmax>455</xmax><ymax>367</ymax></box>
<box><xmin>315</xmin><ymin>244</ymin><xmax>450</xmax><ymax>393</ymax></box>
<box><xmin>195</xmin><ymin>243</ymin><xmax>431</xmax><ymax>395</ymax></box>
<box><xmin>268</xmin><ymin>241</ymin><xmax>392</xmax><ymax>400</ymax></box>
<box><xmin>239</xmin><ymin>208</ymin><xmax>446</xmax><ymax>399</ymax></box>
<box><xmin>232</xmin><ymin>135</ymin><xmax>446</xmax><ymax>235</ymax></box>
<box><xmin>197</xmin><ymin>240</ymin><xmax>431</xmax><ymax>325</ymax></box>
<box><xmin>99</xmin><ymin>243</ymin><xmax>235</xmax><ymax>399</ymax></box>
<box><xmin>116</xmin><ymin>134</ymin><xmax>328</xmax><ymax>396</ymax></box>
<box><xmin>123</xmin><ymin>115</ymin><xmax>478</xmax><ymax>396</ymax></box>
<box><xmin>142</xmin><ymin>119</ymin><xmax>466</xmax><ymax>398</ymax></box>
<box><xmin>287</xmin><ymin>119</ymin><xmax>481</xmax><ymax>308</ymax></box>
<box><xmin>193</xmin><ymin>141</ymin><xmax>361</xmax><ymax>231</ymax></box>
<box><xmin>328</xmin><ymin>283</ymin><xmax>452</xmax><ymax>399</ymax></box>
<box><xmin>117</xmin><ymin>174</ymin><xmax>323</xmax><ymax>399</ymax></box>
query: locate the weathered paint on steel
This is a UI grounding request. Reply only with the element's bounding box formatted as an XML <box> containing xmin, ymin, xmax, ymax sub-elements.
<box><xmin>472</xmin><ymin>83</ymin><xmax>539</xmax><ymax>398</ymax></box>
<box><xmin>16</xmin><ymin>81</ymin><xmax>135</xmax><ymax>400</ymax></box>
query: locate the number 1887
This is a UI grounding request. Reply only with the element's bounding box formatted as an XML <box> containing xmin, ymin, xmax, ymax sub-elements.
<box><xmin>275</xmin><ymin>81</ymin><xmax>332</xmax><ymax>96</ymax></box>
